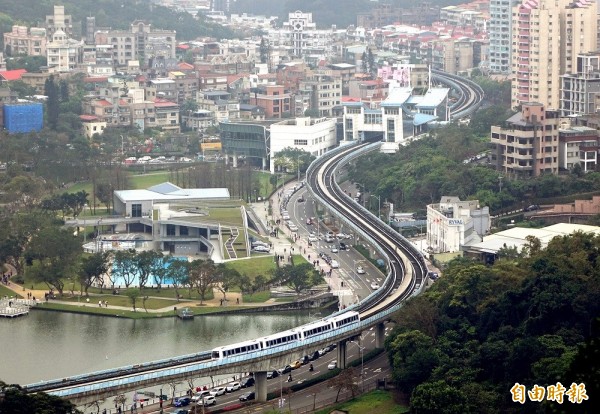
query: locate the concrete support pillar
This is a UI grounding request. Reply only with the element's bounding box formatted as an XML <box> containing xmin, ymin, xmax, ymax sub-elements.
<box><xmin>255</xmin><ymin>371</ymin><xmax>268</xmax><ymax>402</ymax></box>
<box><xmin>375</xmin><ymin>322</ymin><xmax>385</xmax><ymax>349</ymax></box>
<box><xmin>262</xmin><ymin>157</ymin><xmax>266</xmax><ymax>169</ymax></box>
<box><xmin>337</xmin><ymin>340</ymin><xmax>347</xmax><ymax>369</ymax></box>
<box><xmin>232</xmin><ymin>154</ymin><xmax>238</xmax><ymax>168</ymax></box>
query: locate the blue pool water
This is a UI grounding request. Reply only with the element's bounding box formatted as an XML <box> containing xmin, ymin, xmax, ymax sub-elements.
<box><xmin>110</xmin><ymin>256</ymin><xmax>188</xmax><ymax>288</ymax></box>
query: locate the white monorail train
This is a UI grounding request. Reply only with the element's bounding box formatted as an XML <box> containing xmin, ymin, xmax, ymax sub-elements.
<box><xmin>211</xmin><ymin>311</ymin><xmax>360</xmax><ymax>359</ymax></box>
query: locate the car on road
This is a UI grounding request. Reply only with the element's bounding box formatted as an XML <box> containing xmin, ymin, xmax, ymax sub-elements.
<box><xmin>306</xmin><ymin>218</ymin><xmax>312</xmax><ymax>225</ymax></box>
<box><xmin>174</xmin><ymin>397</ymin><xmax>191</xmax><ymax>407</ymax></box>
<box><xmin>309</xmin><ymin>351</ymin><xmax>320</xmax><ymax>361</ymax></box>
<box><xmin>318</xmin><ymin>348</ymin><xmax>329</xmax><ymax>356</ymax></box>
<box><xmin>282</xmin><ymin>214</ymin><xmax>290</xmax><ymax>220</ymax></box>
<box><xmin>253</xmin><ymin>245</ymin><xmax>270</xmax><ymax>252</ymax></box>
<box><xmin>356</xmin><ymin>266</ymin><xmax>365</xmax><ymax>274</ymax></box>
<box><xmin>324</xmin><ymin>235</ymin><xmax>335</xmax><ymax>243</ymax></box>
<box><xmin>278</xmin><ymin>365</ymin><xmax>293</xmax><ymax>374</ymax></box>
<box><xmin>308</xmin><ymin>233</ymin><xmax>318</xmax><ymax>242</ymax></box>
<box><xmin>191</xmin><ymin>390</ymin><xmax>211</xmax><ymax>402</ymax></box>
<box><xmin>210</xmin><ymin>387</ymin><xmax>226</xmax><ymax>396</ymax></box>
<box><xmin>240</xmin><ymin>376</ymin><xmax>255</xmax><ymax>388</ymax></box>
<box><xmin>200</xmin><ymin>395</ymin><xmax>216</xmax><ymax>406</ymax></box>
<box><xmin>330</xmin><ymin>246</ymin><xmax>339</xmax><ymax>253</ymax></box>
<box><xmin>170</xmin><ymin>409</ymin><xmax>189</xmax><ymax>414</ymax></box>
<box><xmin>239</xmin><ymin>391</ymin><xmax>255</xmax><ymax>402</ymax></box>
<box><xmin>297</xmin><ymin>196</ymin><xmax>305</xmax><ymax>202</ymax></box>
<box><xmin>327</xmin><ymin>361</ymin><xmax>338</xmax><ymax>370</ymax></box>
<box><xmin>339</xmin><ymin>242</ymin><xmax>348</xmax><ymax>250</ymax></box>
<box><xmin>330</xmin><ymin>260</ymin><xmax>339</xmax><ymax>269</ymax></box>
<box><xmin>226</xmin><ymin>382</ymin><xmax>241</xmax><ymax>392</ymax></box>
<box><xmin>290</xmin><ymin>360</ymin><xmax>302</xmax><ymax>369</ymax></box>
<box><xmin>289</xmin><ymin>224</ymin><xmax>299</xmax><ymax>232</ymax></box>
<box><xmin>370</xmin><ymin>281</ymin><xmax>380</xmax><ymax>290</ymax></box>
<box><xmin>267</xmin><ymin>370</ymin><xmax>279</xmax><ymax>379</ymax></box>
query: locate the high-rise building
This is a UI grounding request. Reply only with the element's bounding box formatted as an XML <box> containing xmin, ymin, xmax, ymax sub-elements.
<box><xmin>511</xmin><ymin>0</ymin><xmax>597</xmax><ymax>110</ymax></box>
<box><xmin>489</xmin><ymin>0</ymin><xmax>517</xmax><ymax>74</ymax></box>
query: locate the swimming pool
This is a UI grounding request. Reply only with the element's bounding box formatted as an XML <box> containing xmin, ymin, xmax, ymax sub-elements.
<box><xmin>110</xmin><ymin>256</ymin><xmax>189</xmax><ymax>288</ymax></box>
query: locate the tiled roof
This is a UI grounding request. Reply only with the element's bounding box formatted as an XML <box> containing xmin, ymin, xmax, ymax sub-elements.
<box><xmin>0</xmin><ymin>69</ymin><xmax>27</xmax><ymax>81</ymax></box>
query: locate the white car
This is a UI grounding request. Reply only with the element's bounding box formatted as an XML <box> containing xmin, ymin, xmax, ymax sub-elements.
<box><xmin>356</xmin><ymin>266</ymin><xmax>365</xmax><ymax>274</ymax></box>
<box><xmin>253</xmin><ymin>246</ymin><xmax>270</xmax><ymax>253</ymax></box>
<box><xmin>226</xmin><ymin>382</ymin><xmax>241</xmax><ymax>392</ymax></box>
<box><xmin>210</xmin><ymin>387</ymin><xmax>226</xmax><ymax>396</ymax></box>
<box><xmin>289</xmin><ymin>224</ymin><xmax>299</xmax><ymax>232</ymax></box>
<box><xmin>330</xmin><ymin>246</ymin><xmax>339</xmax><ymax>253</ymax></box>
<box><xmin>370</xmin><ymin>281</ymin><xmax>380</xmax><ymax>290</ymax></box>
<box><xmin>201</xmin><ymin>395</ymin><xmax>216</xmax><ymax>406</ymax></box>
<box><xmin>330</xmin><ymin>260</ymin><xmax>339</xmax><ymax>269</ymax></box>
<box><xmin>191</xmin><ymin>390</ymin><xmax>211</xmax><ymax>402</ymax></box>
<box><xmin>327</xmin><ymin>361</ymin><xmax>338</xmax><ymax>370</ymax></box>
<box><xmin>308</xmin><ymin>234</ymin><xmax>318</xmax><ymax>242</ymax></box>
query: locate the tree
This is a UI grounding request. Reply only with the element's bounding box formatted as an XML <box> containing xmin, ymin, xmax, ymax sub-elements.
<box><xmin>112</xmin><ymin>249</ymin><xmax>138</xmax><ymax>288</ymax></box>
<box><xmin>164</xmin><ymin>258</ymin><xmax>189</xmax><ymax>300</ymax></box>
<box><xmin>0</xmin><ymin>381</ymin><xmax>80</xmax><ymax>414</ymax></box>
<box><xmin>79</xmin><ymin>252</ymin><xmax>110</xmax><ymax>296</ymax></box>
<box><xmin>259</xmin><ymin>36</ymin><xmax>270</xmax><ymax>64</ymax></box>
<box><xmin>189</xmin><ymin>259</ymin><xmax>217</xmax><ymax>304</ymax></box>
<box><xmin>327</xmin><ymin>367</ymin><xmax>358</xmax><ymax>402</ymax></box>
<box><xmin>274</xmin><ymin>263</ymin><xmax>323</xmax><ymax>295</ymax></box>
<box><xmin>26</xmin><ymin>227</ymin><xmax>82</xmax><ymax>296</ymax></box>
<box><xmin>387</xmin><ymin>330</ymin><xmax>439</xmax><ymax>394</ymax></box>
<box><xmin>410</xmin><ymin>380</ymin><xmax>466</xmax><ymax>414</ymax></box>
<box><xmin>133</xmin><ymin>250</ymin><xmax>163</xmax><ymax>290</ymax></box>
<box><xmin>215</xmin><ymin>263</ymin><xmax>241</xmax><ymax>301</ymax></box>
<box><xmin>124</xmin><ymin>288</ymin><xmax>141</xmax><ymax>311</ymax></box>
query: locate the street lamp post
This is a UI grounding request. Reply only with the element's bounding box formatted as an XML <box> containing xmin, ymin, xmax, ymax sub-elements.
<box><xmin>348</xmin><ymin>339</ymin><xmax>365</xmax><ymax>392</ymax></box>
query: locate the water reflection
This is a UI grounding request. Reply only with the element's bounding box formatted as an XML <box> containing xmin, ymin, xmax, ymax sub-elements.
<box><xmin>0</xmin><ymin>309</ymin><xmax>314</xmax><ymax>385</ymax></box>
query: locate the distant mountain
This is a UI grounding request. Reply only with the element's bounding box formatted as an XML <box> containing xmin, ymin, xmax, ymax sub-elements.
<box><xmin>0</xmin><ymin>0</ymin><xmax>235</xmax><ymax>45</ymax></box>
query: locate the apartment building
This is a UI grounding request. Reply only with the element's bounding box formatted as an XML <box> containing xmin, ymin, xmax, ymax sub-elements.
<box><xmin>3</xmin><ymin>26</ymin><xmax>47</xmax><ymax>57</ymax></box>
<box><xmin>297</xmin><ymin>72</ymin><xmax>342</xmax><ymax>117</ymax></box>
<box><xmin>560</xmin><ymin>52</ymin><xmax>600</xmax><ymax>116</ymax></box>
<box><xmin>511</xmin><ymin>0</ymin><xmax>597</xmax><ymax>110</ymax></box>
<box><xmin>46</xmin><ymin>30</ymin><xmax>84</xmax><ymax>73</ymax></box>
<box><xmin>249</xmin><ymin>85</ymin><xmax>291</xmax><ymax>119</ymax></box>
<box><xmin>558</xmin><ymin>125</ymin><xmax>600</xmax><ymax>172</ymax></box>
<box><xmin>489</xmin><ymin>0</ymin><xmax>518</xmax><ymax>74</ymax></box>
<box><xmin>94</xmin><ymin>21</ymin><xmax>176</xmax><ymax>66</ymax></box>
<box><xmin>491</xmin><ymin>102</ymin><xmax>561</xmax><ymax>177</ymax></box>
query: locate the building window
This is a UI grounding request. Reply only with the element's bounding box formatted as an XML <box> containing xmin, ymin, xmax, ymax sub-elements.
<box><xmin>294</xmin><ymin>139</ymin><xmax>308</xmax><ymax>145</ymax></box>
<box><xmin>166</xmin><ymin>225</ymin><xmax>176</xmax><ymax>236</ymax></box>
<box><xmin>131</xmin><ymin>204</ymin><xmax>142</xmax><ymax>218</ymax></box>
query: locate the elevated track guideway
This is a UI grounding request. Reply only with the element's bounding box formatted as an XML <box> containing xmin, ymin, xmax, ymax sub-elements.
<box><xmin>25</xmin><ymin>145</ymin><xmax>429</xmax><ymax>406</ymax></box>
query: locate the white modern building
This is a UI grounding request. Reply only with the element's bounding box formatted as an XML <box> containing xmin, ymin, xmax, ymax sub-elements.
<box><xmin>114</xmin><ymin>182</ymin><xmax>230</xmax><ymax>217</ymax></box>
<box><xmin>427</xmin><ymin>196</ymin><xmax>491</xmax><ymax>253</ymax></box>
<box><xmin>269</xmin><ymin>117</ymin><xmax>337</xmax><ymax>173</ymax></box>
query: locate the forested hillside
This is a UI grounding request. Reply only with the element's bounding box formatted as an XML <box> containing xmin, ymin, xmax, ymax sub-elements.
<box><xmin>231</xmin><ymin>0</ymin><xmax>468</xmax><ymax>28</ymax></box>
<box><xmin>386</xmin><ymin>232</ymin><xmax>600</xmax><ymax>413</ymax></box>
<box><xmin>0</xmin><ymin>0</ymin><xmax>234</xmax><ymax>46</ymax></box>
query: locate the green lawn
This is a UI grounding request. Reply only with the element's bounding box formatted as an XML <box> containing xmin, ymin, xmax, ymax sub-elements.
<box><xmin>58</xmin><ymin>295</ymin><xmax>179</xmax><ymax>310</ymax></box>
<box><xmin>314</xmin><ymin>390</ymin><xmax>409</xmax><ymax>414</ymax></box>
<box><xmin>0</xmin><ymin>285</ymin><xmax>22</xmax><ymax>299</ymax></box>
<box><xmin>36</xmin><ymin>302</ymin><xmax>224</xmax><ymax>319</ymax></box>
<box><xmin>242</xmin><ymin>290</ymin><xmax>271</xmax><ymax>303</ymax></box>
<box><xmin>226</xmin><ymin>256</ymin><xmax>276</xmax><ymax>278</ymax></box>
<box><xmin>66</xmin><ymin>171</ymin><xmax>172</xmax><ymax>195</ymax></box>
